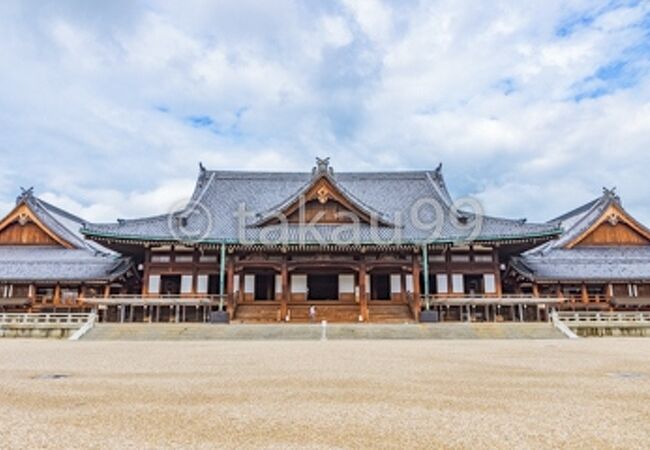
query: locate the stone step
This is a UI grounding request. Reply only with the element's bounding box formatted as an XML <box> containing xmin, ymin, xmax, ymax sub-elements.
<box><xmin>83</xmin><ymin>323</ymin><xmax>566</xmax><ymax>340</ymax></box>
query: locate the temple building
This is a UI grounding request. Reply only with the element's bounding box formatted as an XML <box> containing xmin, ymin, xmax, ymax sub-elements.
<box><xmin>509</xmin><ymin>188</ymin><xmax>650</xmax><ymax>311</ymax></box>
<box><xmin>81</xmin><ymin>158</ymin><xmax>561</xmax><ymax>323</ymax></box>
<box><xmin>0</xmin><ymin>189</ymin><xmax>134</xmax><ymax>312</ymax></box>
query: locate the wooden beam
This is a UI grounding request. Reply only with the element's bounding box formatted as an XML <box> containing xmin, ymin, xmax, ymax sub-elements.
<box><xmin>412</xmin><ymin>252</ymin><xmax>421</xmax><ymax>301</ymax></box>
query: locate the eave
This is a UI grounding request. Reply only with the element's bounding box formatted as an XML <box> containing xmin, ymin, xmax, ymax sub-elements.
<box><xmin>82</xmin><ymin>227</ymin><xmax>560</xmax><ymax>249</ymax></box>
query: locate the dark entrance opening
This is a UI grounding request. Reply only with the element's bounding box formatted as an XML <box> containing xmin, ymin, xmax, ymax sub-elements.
<box><xmin>254</xmin><ymin>273</ymin><xmax>275</xmax><ymax>301</ymax></box>
<box><xmin>307</xmin><ymin>274</ymin><xmax>338</xmax><ymax>300</ymax></box>
<box><xmin>208</xmin><ymin>275</ymin><xmax>219</xmax><ymax>295</ymax></box>
<box><xmin>160</xmin><ymin>275</ymin><xmax>181</xmax><ymax>295</ymax></box>
<box><xmin>419</xmin><ymin>273</ymin><xmax>438</xmax><ymax>295</ymax></box>
<box><xmin>371</xmin><ymin>274</ymin><xmax>391</xmax><ymax>300</ymax></box>
<box><xmin>464</xmin><ymin>274</ymin><xmax>483</xmax><ymax>295</ymax></box>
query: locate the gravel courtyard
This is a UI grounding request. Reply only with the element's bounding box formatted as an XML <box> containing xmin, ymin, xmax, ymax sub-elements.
<box><xmin>1</xmin><ymin>339</ymin><xmax>650</xmax><ymax>449</ymax></box>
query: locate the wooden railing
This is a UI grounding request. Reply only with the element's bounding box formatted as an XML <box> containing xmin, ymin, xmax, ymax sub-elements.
<box><xmin>85</xmin><ymin>294</ymin><xmax>225</xmax><ymax>305</ymax></box>
<box><xmin>561</xmin><ymin>294</ymin><xmax>609</xmax><ymax>303</ymax></box>
<box><xmin>112</xmin><ymin>294</ymin><xmax>223</xmax><ymax>299</ymax></box>
<box><xmin>423</xmin><ymin>294</ymin><xmax>562</xmax><ymax>304</ymax></box>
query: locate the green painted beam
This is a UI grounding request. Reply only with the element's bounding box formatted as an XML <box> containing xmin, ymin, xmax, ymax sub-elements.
<box><xmin>219</xmin><ymin>243</ymin><xmax>226</xmax><ymax>311</ymax></box>
<box><xmin>422</xmin><ymin>244</ymin><xmax>430</xmax><ymax>310</ymax></box>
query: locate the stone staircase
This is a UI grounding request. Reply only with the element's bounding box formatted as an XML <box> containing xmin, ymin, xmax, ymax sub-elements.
<box><xmin>82</xmin><ymin>322</ymin><xmax>566</xmax><ymax>340</ymax></box>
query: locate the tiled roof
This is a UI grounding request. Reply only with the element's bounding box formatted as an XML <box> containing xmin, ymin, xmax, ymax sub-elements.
<box><xmin>23</xmin><ymin>193</ymin><xmax>115</xmax><ymax>254</ymax></box>
<box><xmin>0</xmin><ymin>246</ymin><xmax>131</xmax><ymax>283</ymax></box>
<box><xmin>511</xmin><ymin>247</ymin><xmax>650</xmax><ymax>282</ymax></box>
<box><xmin>512</xmin><ymin>189</ymin><xmax>650</xmax><ymax>282</ymax></box>
<box><xmin>0</xmin><ymin>190</ymin><xmax>131</xmax><ymax>283</ymax></box>
<box><xmin>82</xmin><ymin>162</ymin><xmax>560</xmax><ymax>246</ymax></box>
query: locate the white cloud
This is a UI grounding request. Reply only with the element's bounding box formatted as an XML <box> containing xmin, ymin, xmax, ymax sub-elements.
<box><xmin>341</xmin><ymin>0</ymin><xmax>393</xmax><ymax>44</ymax></box>
<box><xmin>0</xmin><ymin>0</ymin><xmax>648</xmax><ymax>226</ymax></box>
<box><xmin>321</xmin><ymin>15</ymin><xmax>354</xmax><ymax>47</ymax></box>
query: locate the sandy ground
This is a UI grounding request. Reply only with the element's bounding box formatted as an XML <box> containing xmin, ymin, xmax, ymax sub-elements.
<box><xmin>1</xmin><ymin>339</ymin><xmax>650</xmax><ymax>449</ymax></box>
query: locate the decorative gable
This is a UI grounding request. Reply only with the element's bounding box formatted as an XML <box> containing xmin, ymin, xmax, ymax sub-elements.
<box><xmin>256</xmin><ymin>157</ymin><xmax>393</xmax><ymax>227</ymax></box>
<box><xmin>568</xmin><ymin>203</ymin><xmax>650</xmax><ymax>248</ymax></box>
<box><xmin>0</xmin><ymin>202</ymin><xmax>73</xmax><ymax>248</ymax></box>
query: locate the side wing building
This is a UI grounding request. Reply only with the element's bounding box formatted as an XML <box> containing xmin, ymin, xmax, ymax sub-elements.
<box><xmin>510</xmin><ymin>189</ymin><xmax>650</xmax><ymax>311</ymax></box>
<box><xmin>0</xmin><ymin>189</ymin><xmax>134</xmax><ymax>312</ymax></box>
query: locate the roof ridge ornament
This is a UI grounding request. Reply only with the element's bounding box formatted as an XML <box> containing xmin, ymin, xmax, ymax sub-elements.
<box><xmin>431</xmin><ymin>163</ymin><xmax>445</xmax><ymax>184</ymax></box>
<box><xmin>313</xmin><ymin>156</ymin><xmax>333</xmax><ymax>177</ymax></box>
<box><xmin>602</xmin><ymin>186</ymin><xmax>620</xmax><ymax>203</ymax></box>
<box><xmin>16</xmin><ymin>186</ymin><xmax>34</xmax><ymax>204</ymax></box>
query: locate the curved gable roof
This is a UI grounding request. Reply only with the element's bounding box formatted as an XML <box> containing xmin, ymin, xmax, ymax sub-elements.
<box><xmin>512</xmin><ymin>189</ymin><xmax>650</xmax><ymax>282</ymax></box>
<box><xmin>0</xmin><ymin>189</ymin><xmax>131</xmax><ymax>283</ymax></box>
<box><xmin>83</xmin><ymin>160</ymin><xmax>559</xmax><ymax>245</ymax></box>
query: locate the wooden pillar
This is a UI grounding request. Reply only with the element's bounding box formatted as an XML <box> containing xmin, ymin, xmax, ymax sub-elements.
<box><xmin>412</xmin><ymin>252</ymin><xmax>421</xmax><ymax>301</ymax></box>
<box><xmin>400</xmin><ymin>272</ymin><xmax>407</xmax><ymax>304</ymax></box>
<box><xmin>581</xmin><ymin>283</ymin><xmax>589</xmax><ymax>303</ymax></box>
<box><xmin>532</xmin><ymin>283</ymin><xmax>540</xmax><ymax>298</ymax></box>
<box><xmin>493</xmin><ymin>247</ymin><xmax>502</xmax><ymax>297</ymax></box>
<box><xmin>238</xmin><ymin>271</ymin><xmax>245</xmax><ymax>303</ymax></box>
<box><xmin>191</xmin><ymin>249</ymin><xmax>199</xmax><ymax>294</ymax></box>
<box><xmin>54</xmin><ymin>284</ymin><xmax>61</xmax><ymax>307</ymax></box>
<box><xmin>280</xmin><ymin>257</ymin><xmax>289</xmax><ymax>321</ymax></box>
<box><xmin>142</xmin><ymin>247</ymin><xmax>151</xmax><ymax>295</ymax></box>
<box><xmin>27</xmin><ymin>284</ymin><xmax>35</xmax><ymax>312</ymax></box>
<box><xmin>359</xmin><ymin>257</ymin><xmax>368</xmax><ymax>321</ymax></box>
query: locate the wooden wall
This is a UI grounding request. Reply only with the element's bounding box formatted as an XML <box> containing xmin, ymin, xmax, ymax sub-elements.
<box><xmin>576</xmin><ymin>222</ymin><xmax>649</xmax><ymax>246</ymax></box>
<box><xmin>0</xmin><ymin>221</ymin><xmax>60</xmax><ymax>246</ymax></box>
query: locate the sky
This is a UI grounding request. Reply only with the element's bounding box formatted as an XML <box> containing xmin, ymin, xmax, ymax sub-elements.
<box><xmin>0</xmin><ymin>0</ymin><xmax>649</xmax><ymax>225</ymax></box>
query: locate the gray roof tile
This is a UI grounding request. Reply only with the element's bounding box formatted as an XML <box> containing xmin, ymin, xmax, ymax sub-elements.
<box><xmin>0</xmin><ymin>191</ymin><xmax>131</xmax><ymax>283</ymax></box>
<box><xmin>513</xmin><ymin>189</ymin><xmax>650</xmax><ymax>282</ymax></box>
<box><xmin>83</xmin><ymin>164</ymin><xmax>560</xmax><ymax>245</ymax></box>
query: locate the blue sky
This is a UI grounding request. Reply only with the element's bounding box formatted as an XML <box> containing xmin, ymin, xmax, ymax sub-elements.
<box><xmin>0</xmin><ymin>0</ymin><xmax>649</xmax><ymax>224</ymax></box>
